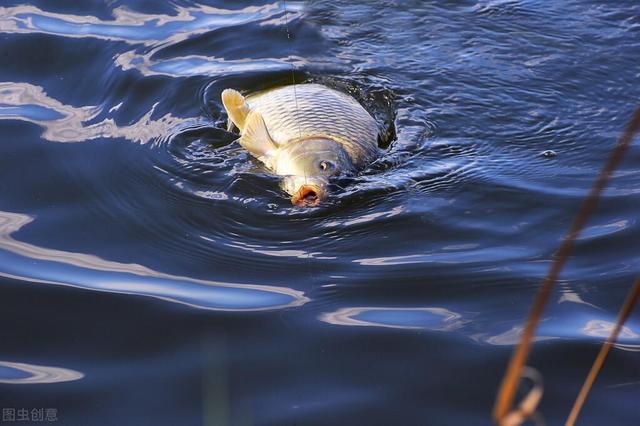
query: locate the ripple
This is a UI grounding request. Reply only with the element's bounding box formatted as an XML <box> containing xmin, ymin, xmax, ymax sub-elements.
<box><xmin>477</xmin><ymin>326</ymin><xmax>558</xmax><ymax>346</ymax></box>
<box><xmin>222</xmin><ymin>238</ymin><xmax>337</xmax><ymax>260</ymax></box>
<box><xmin>353</xmin><ymin>246</ymin><xmax>532</xmax><ymax>266</ymax></box>
<box><xmin>0</xmin><ymin>82</ymin><xmax>192</xmax><ymax>144</ymax></box>
<box><xmin>116</xmin><ymin>51</ymin><xmax>307</xmax><ymax>78</ymax></box>
<box><xmin>319</xmin><ymin>307</ymin><xmax>467</xmax><ymax>331</ymax></box>
<box><xmin>0</xmin><ymin>3</ymin><xmax>308</xmax><ymax>82</ymax></box>
<box><xmin>0</xmin><ymin>3</ymin><xmax>293</xmax><ymax>45</ymax></box>
<box><xmin>0</xmin><ymin>360</ymin><xmax>83</xmax><ymax>384</ymax></box>
<box><xmin>583</xmin><ymin>319</ymin><xmax>639</xmax><ymax>340</ymax></box>
<box><xmin>578</xmin><ymin>219</ymin><xmax>632</xmax><ymax>241</ymax></box>
<box><xmin>322</xmin><ymin>206</ymin><xmax>404</xmax><ymax>228</ymax></box>
<box><xmin>477</xmin><ymin>313</ymin><xmax>640</xmax><ymax>350</ymax></box>
<box><xmin>0</xmin><ymin>211</ymin><xmax>308</xmax><ymax>311</ymax></box>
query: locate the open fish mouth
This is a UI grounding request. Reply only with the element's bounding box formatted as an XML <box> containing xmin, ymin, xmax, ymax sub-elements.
<box><xmin>291</xmin><ymin>184</ymin><xmax>323</xmax><ymax>207</ymax></box>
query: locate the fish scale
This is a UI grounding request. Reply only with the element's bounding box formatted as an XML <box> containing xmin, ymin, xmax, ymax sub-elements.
<box><xmin>245</xmin><ymin>84</ymin><xmax>380</xmax><ymax>168</ymax></box>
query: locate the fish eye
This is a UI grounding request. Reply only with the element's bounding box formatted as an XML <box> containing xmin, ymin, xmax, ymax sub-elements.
<box><xmin>319</xmin><ymin>160</ymin><xmax>335</xmax><ymax>172</ymax></box>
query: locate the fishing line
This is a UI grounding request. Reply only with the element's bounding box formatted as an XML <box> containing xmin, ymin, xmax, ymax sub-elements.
<box><xmin>493</xmin><ymin>105</ymin><xmax>640</xmax><ymax>426</ymax></box>
<box><xmin>282</xmin><ymin>0</ymin><xmax>307</xmax><ymax>190</ymax></box>
<box><xmin>281</xmin><ymin>0</ymin><xmax>316</xmax><ymax>300</ymax></box>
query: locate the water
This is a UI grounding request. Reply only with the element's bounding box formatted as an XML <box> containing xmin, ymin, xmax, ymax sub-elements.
<box><xmin>1</xmin><ymin>1</ymin><xmax>639</xmax><ymax>424</ymax></box>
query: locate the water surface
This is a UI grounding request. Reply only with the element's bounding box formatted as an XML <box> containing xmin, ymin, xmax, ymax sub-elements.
<box><xmin>1</xmin><ymin>1</ymin><xmax>639</xmax><ymax>424</ymax></box>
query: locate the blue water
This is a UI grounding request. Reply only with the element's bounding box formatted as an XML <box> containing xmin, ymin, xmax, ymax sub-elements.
<box><xmin>0</xmin><ymin>1</ymin><xmax>639</xmax><ymax>425</ymax></box>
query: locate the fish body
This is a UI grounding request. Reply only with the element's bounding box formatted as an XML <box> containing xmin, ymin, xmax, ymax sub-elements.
<box><xmin>222</xmin><ymin>83</ymin><xmax>380</xmax><ymax>205</ymax></box>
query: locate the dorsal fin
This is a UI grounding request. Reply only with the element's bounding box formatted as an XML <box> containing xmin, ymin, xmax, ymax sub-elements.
<box><xmin>221</xmin><ymin>88</ymin><xmax>250</xmax><ymax>131</ymax></box>
<box><xmin>239</xmin><ymin>110</ymin><xmax>277</xmax><ymax>160</ymax></box>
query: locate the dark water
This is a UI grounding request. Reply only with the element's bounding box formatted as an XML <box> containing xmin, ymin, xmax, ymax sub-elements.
<box><xmin>1</xmin><ymin>1</ymin><xmax>639</xmax><ymax>424</ymax></box>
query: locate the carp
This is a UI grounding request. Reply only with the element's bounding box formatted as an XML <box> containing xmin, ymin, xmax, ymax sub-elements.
<box><xmin>222</xmin><ymin>83</ymin><xmax>380</xmax><ymax>206</ymax></box>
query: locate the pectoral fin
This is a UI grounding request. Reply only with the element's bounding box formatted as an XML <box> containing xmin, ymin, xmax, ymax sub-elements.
<box><xmin>239</xmin><ymin>110</ymin><xmax>277</xmax><ymax>161</ymax></box>
<box><xmin>221</xmin><ymin>88</ymin><xmax>250</xmax><ymax>131</ymax></box>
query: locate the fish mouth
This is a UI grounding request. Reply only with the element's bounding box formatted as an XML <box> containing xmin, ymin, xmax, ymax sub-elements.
<box><xmin>291</xmin><ymin>184</ymin><xmax>323</xmax><ymax>207</ymax></box>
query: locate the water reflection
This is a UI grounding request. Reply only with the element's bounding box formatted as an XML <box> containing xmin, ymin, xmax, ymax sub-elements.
<box><xmin>578</xmin><ymin>219</ymin><xmax>632</xmax><ymax>241</ymax></box>
<box><xmin>115</xmin><ymin>51</ymin><xmax>308</xmax><ymax>78</ymax></box>
<box><xmin>0</xmin><ymin>360</ymin><xmax>83</xmax><ymax>384</ymax></box>
<box><xmin>0</xmin><ymin>82</ymin><xmax>190</xmax><ymax>144</ymax></box>
<box><xmin>0</xmin><ymin>2</ymin><xmax>308</xmax><ymax>79</ymax></box>
<box><xmin>0</xmin><ymin>211</ymin><xmax>308</xmax><ymax>311</ymax></box>
<box><xmin>476</xmin><ymin>326</ymin><xmax>557</xmax><ymax>346</ymax></box>
<box><xmin>353</xmin><ymin>246</ymin><xmax>531</xmax><ymax>266</ymax></box>
<box><xmin>221</xmin><ymin>238</ymin><xmax>337</xmax><ymax>260</ymax></box>
<box><xmin>583</xmin><ymin>320</ymin><xmax>639</xmax><ymax>340</ymax></box>
<box><xmin>477</xmin><ymin>316</ymin><xmax>640</xmax><ymax>351</ymax></box>
<box><xmin>323</xmin><ymin>302</ymin><xmax>640</xmax><ymax>350</ymax></box>
<box><xmin>0</xmin><ymin>3</ymin><xmax>299</xmax><ymax>46</ymax></box>
<box><xmin>320</xmin><ymin>307</ymin><xmax>467</xmax><ymax>331</ymax></box>
<box><xmin>322</xmin><ymin>206</ymin><xmax>404</xmax><ymax>228</ymax></box>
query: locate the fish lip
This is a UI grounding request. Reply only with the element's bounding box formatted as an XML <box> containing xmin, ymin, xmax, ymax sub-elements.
<box><xmin>291</xmin><ymin>184</ymin><xmax>323</xmax><ymax>207</ymax></box>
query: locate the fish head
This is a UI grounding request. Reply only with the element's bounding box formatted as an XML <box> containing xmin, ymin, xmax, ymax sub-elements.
<box><xmin>275</xmin><ymin>138</ymin><xmax>355</xmax><ymax>206</ymax></box>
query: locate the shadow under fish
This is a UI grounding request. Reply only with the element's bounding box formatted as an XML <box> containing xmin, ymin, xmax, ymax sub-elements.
<box><xmin>221</xmin><ymin>83</ymin><xmax>381</xmax><ymax>206</ymax></box>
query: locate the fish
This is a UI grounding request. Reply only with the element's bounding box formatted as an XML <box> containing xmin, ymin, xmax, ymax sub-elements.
<box><xmin>221</xmin><ymin>83</ymin><xmax>380</xmax><ymax>206</ymax></box>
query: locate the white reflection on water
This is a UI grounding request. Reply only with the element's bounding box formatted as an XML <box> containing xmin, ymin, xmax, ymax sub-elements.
<box><xmin>557</xmin><ymin>285</ymin><xmax>600</xmax><ymax>309</ymax></box>
<box><xmin>578</xmin><ymin>219</ymin><xmax>632</xmax><ymax>241</ymax></box>
<box><xmin>475</xmin><ymin>325</ymin><xmax>557</xmax><ymax>346</ymax></box>
<box><xmin>353</xmin><ymin>246</ymin><xmax>530</xmax><ymax>266</ymax></box>
<box><xmin>322</xmin><ymin>206</ymin><xmax>404</xmax><ymax>228</ymax></box>
<box><xmin>0</xmin><ymin>82</ymin><xmax>191</xmax><ymax>144</ymax></box>
<box><xmin>583</xmin><ymin>320</ymin><xmax>639</xmax><ymax>340</ymax></box>
<box><xmin>0</xmin><ymin>3</ymin><xmax>291</xmax><ymax>45</ymax></box>
<box><xmin>0</xmin><ymin>3</ymin><xmax>307</xmax><ymax>78</ymax></box>
<box><xmin>0</xmin><ymin>211</ymin><xmax>308</xmax><ymax>311</ymax></box>
<box><xmin>114</xmin><ymin>51</ymin><xmax>308</xmax><ymax>78</ymax></box>
<box><xmin>319</xmin><ymin>307</ymin><xmax>467</xmax><ymax>331</ymax></box>
<box><xmin>323</xmin><ymin>300</ymin><xmax>640</xmax><ymax>348</ymax></box>
<box><xmin>477</xmin><ymin>317</ymin><xmax>640</xmax><ymax>351</ymax></box>
<box><xmin>220</xmin><ymin>238</ymin><xmax>337</xmax><ymax>260</ymax></box>
<box><xmin>0</xmin><ymin>360</ymin><xmax>83</xmax><ymax>384</ymax></box>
